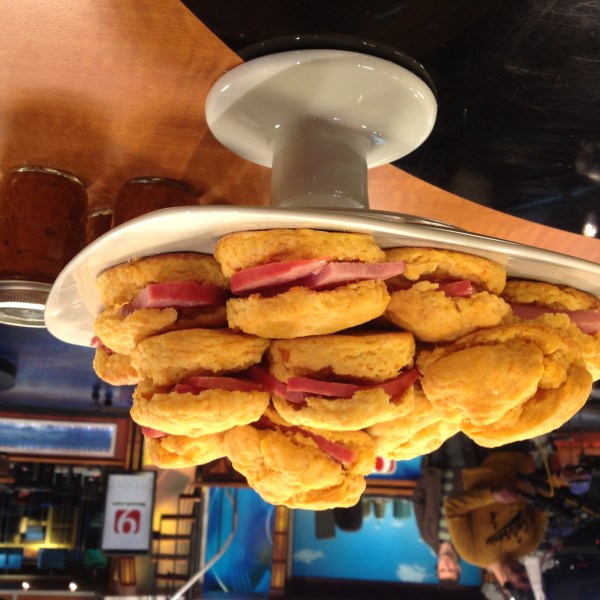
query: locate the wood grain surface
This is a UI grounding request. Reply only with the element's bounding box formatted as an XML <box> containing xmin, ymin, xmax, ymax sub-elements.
<box><xmin>1</xmin><ymin>0</ymin><xmax>598</xmax><ymax>264</ymax></box>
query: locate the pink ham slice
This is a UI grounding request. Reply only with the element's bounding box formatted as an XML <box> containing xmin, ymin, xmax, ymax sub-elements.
<box><xmin>128</xmin><ymin>281</ymin><xmax>227</xmax><ymax>310</ymax></box>
<box><xmin>256</xmin><ymin>416</ymin><xmax>356</xmax><ymax>464</ymax></box>
<box><xmin>247</xmin><ymin>366</ymin><xmax>307</xmax><ymax>404</ymax></box>
<box><xmin>286</xmin><ymin>367</ymin><xmax>420</xmax><ymax>398</ymax></box>
<box><xmin>510</xmin><ymin>303</ymin><xmax>600</xmax><ymax>334</ymax></box>
<box><xmin>90</xmin><ymin>336</ymin><xmax>114</xmax><ymax>354</ymax></box>
<box><xmin>298</xmin><ymin>261</ymin><xmax>407</xmax><ymax>291</ymax></box>
<box><xmin>391</xmin><ymin>278</ymin><xmax>475</xmax><ymax>297</ymax></box>
<box><xmin>230</xmin><ymin>258</ymin><xmax>406</xmax><ymax>295</ymax></box>
<box><xmin>438</xmin><ymin>279</ymin><xmax>475</xmax><ymax>297</ymax></box>
<box><xmin>230</xmin><ymin>258</ymin><xmax>329</xmax><ymax>294</ymax></box>
<box><xmin>141</xmin><ymin>426</ymin><xmax>168</xmax><ymax>439</ymax></box>
<box><xmin>174</xmin><ymin>375</ymin><xmax>264</xmax><ymax>394</ymax></box>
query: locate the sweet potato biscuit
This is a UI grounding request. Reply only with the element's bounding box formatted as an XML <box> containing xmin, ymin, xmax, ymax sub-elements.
<box><xmin>272</xmin><ymin>387</ymin><xmax>415</xmax><ymax>432</ymax></box>
<box><xmin>130</xmin><ymin>328</ymin><xmax>270</xmax><ymax>386</ymax></box>
<box><xmin>224</xmin><ymin>409</ymin><xmax>376</xmax><ymax>509</ymax></box>
<box><xmin>384</xmin><ymin>247</ymin><xmax>507</xmax><ymax>294</ymax></box>
<box><xmin>94</xmin><ymin>305</ymin><xmax>227</xmax><ymax>355</ymax></box>
<box><xmin>97</xmin><ymin>252</ymin><xmax>228</xmax><ymax>308</ymax></box>
<box><xmin>131</xmin><ymin>379</ymin><xmax>270</xmax><ymax>436</ymax></box>
<box><xmin>502</xmin><ymin>280</ymin><xmax>600</xmax><ymax>311</ymax></box>
<box><xmin>93</xmin><ymin>348</ymin><xmax>142</xmax><ymax>386</ymax></box>
<box><xmin>268</xmin><ymin>331</ymin><xmax>415</xmax><ymax>383</ymax></box>
<box><xmin>367</xmin><ymin>390</ymin><xmax>460</xmax><ymax>461</ymax></box>
<box><xmin>525</xmin><ymin>313</ymin><xmax>600</xmax><ymax>381</ymax></box>
<box><xmin>419</xmin><ymin>322</ymin><xmax>592</xmax><ymax>447</ymax></box>
<box><xmin>144</xmin><ymin>431</ymin><xmax>226</xmax><ymax>468</ymax></box>
<box><xmin>214</xmin><ymin>228</ymin><xmax>385</xmax><ymax>278</ymax></box>
<box><xmin>226</xmin><ymin>279</ymin><xmax>391</xmax><ymax>338</ymax></box>
<box><xmin>384</xmin><ymin>280</ymin><xmax>511</xmax><ymax>343</ymax></box>
<box><xmin>383</xmin><ymin>247</ymin><xmax>509</xmax><ymax>343</ymax></box>
<box><xmin>462</xmin><ymin>362</ymin><xmax>591</xmax><ymax>446</ymax></box>
<box><xmin>268</xmin><ymin>330</ymin><xmax>417</xmax><ymax>430</ymax></box>
<box><xmin>503</xmin><ymin>280</ymin><xmax>600</xmax><ymax>380</ymax></box>
<box><xmin>248</xmin><ymin>474</ymin><xmax>368</xmax><ymax>510</ymax></box>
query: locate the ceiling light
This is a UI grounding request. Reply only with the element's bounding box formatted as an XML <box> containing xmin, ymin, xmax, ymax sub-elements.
<box><xmin>583</xmin><ymin>222</ymin><xmax>598</xmax><ymax>237</ymax></box>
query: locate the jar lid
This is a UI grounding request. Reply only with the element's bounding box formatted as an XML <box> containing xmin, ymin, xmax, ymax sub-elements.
<box><xmin>0</xmin><ymin>280</ymin><xmax>52</xmax><ymax>328</ymax></box>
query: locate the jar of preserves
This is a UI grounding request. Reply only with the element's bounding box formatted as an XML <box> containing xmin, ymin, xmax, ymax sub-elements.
<box><xmin>112</xmin><ymin>176</ymin><xmax>199</xmax><ymax>227</ymax></box>
<box><xmin>0</xmin><ymin>165</ymin><xmax>88</xmax><ymax>282</ymax></box>
<box><xmin>0</xmin><ymin>165</ymin><xmax>88</xmax><ymax>327</ymax></box>
<box><xmin>86</xmin><ymin>208</ymin><xmax>113</xmax><ymax>244</ymax></box>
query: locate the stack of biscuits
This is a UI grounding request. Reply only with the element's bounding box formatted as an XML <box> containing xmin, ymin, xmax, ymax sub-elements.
<box><xmin>91</xmin><ymin>228</ymin><xmax>598</xmax><ymax>510</ymax></box>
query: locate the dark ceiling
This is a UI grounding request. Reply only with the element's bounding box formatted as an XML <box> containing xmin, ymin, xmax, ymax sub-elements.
<box><xmin>0</xmin><ymin>323</ymin><xmax>133</xmax><ymax>415</ymax></box>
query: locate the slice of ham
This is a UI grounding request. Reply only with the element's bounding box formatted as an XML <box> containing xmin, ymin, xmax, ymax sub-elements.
<box><xmin>141</xmin><ymin>426</ymin><xmax>167</xmax><ymax>439</ymax></box>
<box><xmin>90</xmin><ymin>336</ymin><xmax>114</xmax><ymax>354</ymax></box>
<box><xmin>510</xmin><ymin>303</ymin><xmax>600</xmax><ymax>334</ymax></box>
<box><xmin>256</xmin><ymin>416</ymin><xmax>355</xmax><ymax>464</ymax></box>
<box><xmin>286</xmin><ymin>367</ymin><xmax>420</xmax><ymax>398</ymax></box>
<box><xmin>247</xmin><ymin>366</ymin><xmax>307</xmax><ymax>404</ymax></box>
<box><xmin>390</xmin><ymin>278</ymin><xmax>475</xmax><ymax>297</ymax></box>
<box><xmin>230</xmin><ymin>258</ymin><xmax>406</xmax><ymax>295</ymax></box>
<box><xmin>297</xmin><ymin>261</ymin><xmax>407</xmax><ymax>291</ymax></box>
<box><xmin>438</xmin><ymin>279</ymin><xmax>475</xmax><ymax>297</ymax></box>
<box><xmin>230</xmin><ymin>258</ymin><xmax>329</xmax><ymax>294</ymax></box>
<box><xmin>174</xmin><ymin>375</ymin><xmax>264</xmax><ymax>394</ymax></box>
<box><xmin>128</xmin><ymin>281</ymin><xmax>227</xmax><ymax>310</ymax></box>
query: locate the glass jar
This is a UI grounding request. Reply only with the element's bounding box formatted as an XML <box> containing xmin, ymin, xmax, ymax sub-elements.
<box><xmin>86</xmin><ymin>208</ymin><xmax>113</xmax><ymax>245</ymax></box>
<box><xmin>112</xmin><ymin>176</ymin><xmax>199</xmax><ymax>227</ymax></box>
<box><xmin>0</xmin><ymin>165</ymin><xmax>88</xmax><ymax>283</ymax></box>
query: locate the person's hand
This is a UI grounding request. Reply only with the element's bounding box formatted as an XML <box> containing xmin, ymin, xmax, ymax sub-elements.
<box><xmin>492</xmin><ymin>487</ymin><xmax>521</xmax><ymax>503</ymax></box>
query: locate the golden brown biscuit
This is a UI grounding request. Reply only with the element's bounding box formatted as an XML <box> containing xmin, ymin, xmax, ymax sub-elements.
<box><xmin>94</xmin><ymin>305</ymin><xmax>228</xmax><ymax>356</ymax></box>
<box><xmin>144</xmin><ymin>431</ymin><xmax>226</xmax><ymax>469</ymax></box>
<box><xmin>214</xmin><ymin>228</ymin><xmax>385</xmax><ymax>278</ymax></box>
<box><xmin>271</xmin><ymin>388</ymin><xmax>415</xmax><ymax>432</ymax></box>
<box><xmin>367</xmin><ymin>390</ymin><xmax>460</xmax><ymax>461</ymax></box>
<box><xmin>419</xmin><ymin>322</ymin><xmax>592</xmax><ymax>447</ymax></box>
<box><xmin>384</xmin><ymin>281</ymin><xmax>511</xmax><ymax>343</ymax></box>
<box><xmin>97</xmin><ymin>252</ymin><xmax>228</xmax><ymax>308</ymax></box>
<box><xmin>502</xmin><ymin>280</ymin><xmax>600</xmax><ymax>311</ymax></box>
<box><xmin>130</xmin><ymin>328</ymin><xmax>270</xmax><ymax>387</ymax></box>
<box><xmin>227</xmin><ymin>280</ymin><xmax>391</xmax><ymax>339</ymax></box>
<box><xmin>383</xmin><ymin>247</ymin><xmax>510</xmax><ymax>343</ymax></box>
<box><xmin>224</xmin><ymin>408</ymin><xmax>376</xmax><ymax>509</ymax></box>
<box><xmin>93</xmin><ymin>252</ymin><xmax>229</xmax><ymax>354</ymax></box>
<box><xmin>247</xmin><ymin>473</ymin><xmax>368</xmax><ymax>510</ymax></box>
<box><xmin>93</xmin><ymin>347</ymin><xmax>142</xmax><ymax>386</ymax></box>
<box><xmin>527</xmin><ymin>313</ymin><xmax>600</xmax><ymax>381</ymax></box>
<box><xmin>268</xmin><ymin>331</ymin><xmax>418</xmax><ymax>430</ymax></box>
<box><xmin>385</xmin><ymin>247</ymin><xmax>507</xmax><ymax>294</ymax></box>
<box><xmin>502</xmin><ymin>280</ymin><xmax>600</xmax><ymax>380</ymax></box>
<box><xmin>131</xmin><ymin>378</ymin><xmax>270</xmax><ymax>436</ymax></box>
<box><xmin>215</xmin><ymin>229</ymin><xmax>396</xmax><ymax>338</ymax></box>
<box><xmin>268</xmin><ymin>331</ymin><xmax>415</xmax><ymax>383</ymax></box>
<box><xmin>461</xmin><ymin>367</ymin><xmax>590</xmax><ymax>447</ymax></box>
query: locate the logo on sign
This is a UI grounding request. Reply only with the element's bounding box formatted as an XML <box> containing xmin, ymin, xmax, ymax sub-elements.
<box><xmin>114</xmin><ymin>509</ymin><xmax>141</xmax><ymax>534</ymax></box>
<box><xmin>373</xmin><ymin>456</ymin><xmax>396</xmax><ymax>474</ymax></box>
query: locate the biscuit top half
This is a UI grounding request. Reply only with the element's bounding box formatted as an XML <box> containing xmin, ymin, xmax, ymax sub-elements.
<box><xmin>384</xmin><ymin>247</ymin><xmax>506</xmax><ymax>294</ymax></box>
<box><xmin>502</xmin><ymin>280</ymin><xmax>600</xmax><ymax>311</ymax></box>
<box><xmin>214</xmin><ymin>228</ymin><xmax>385</xmax><ymax>277</ymax></box>
<box><xmin>96</xmin><ymin>252</ymin><xmax>228</xmax><ymax>307</ymax></box>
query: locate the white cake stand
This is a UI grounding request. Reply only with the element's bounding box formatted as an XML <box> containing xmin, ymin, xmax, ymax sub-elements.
<box><xmin>205</xmin><ymin>48</ymin><xmax>437</xmax><ymax>209</ymax></box>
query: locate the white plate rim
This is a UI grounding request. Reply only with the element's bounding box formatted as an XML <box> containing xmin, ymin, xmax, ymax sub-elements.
<box><xmin>45</xmin><ymin>205</ymin><xmax>600</xmax><ymax>348</ymax></box>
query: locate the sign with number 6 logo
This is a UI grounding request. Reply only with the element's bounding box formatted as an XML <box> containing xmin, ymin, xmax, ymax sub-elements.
<box><xmin>114</xmin><ymin>509</ymin><xmax>141</xmax><ymax>535</ymax></box>
<box><xmin>101</xmin><ymin>472</ymin><xmax>155</xmax><ymax>552</ymax></box>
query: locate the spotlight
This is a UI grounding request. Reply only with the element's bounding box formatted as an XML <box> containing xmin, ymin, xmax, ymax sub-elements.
<box><xmin>69</xmin><ymin>582</ymin><xmax>78</xmax><ymax>592</ymax></box>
